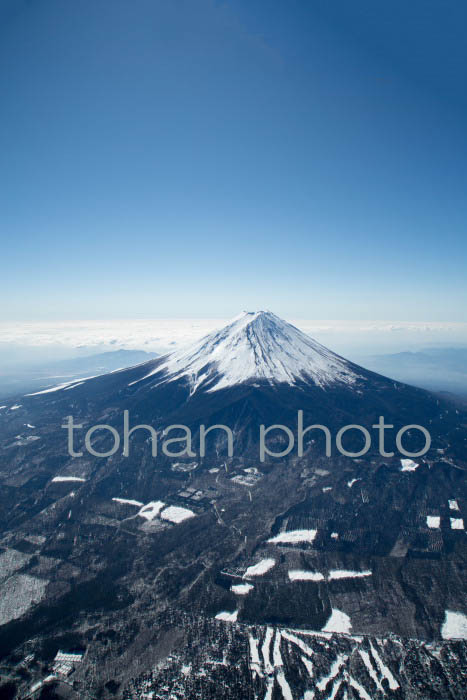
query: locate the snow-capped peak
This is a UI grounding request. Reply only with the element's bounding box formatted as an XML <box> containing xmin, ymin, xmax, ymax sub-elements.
<box><xmin>133</xmin><ymin>311</ymin><xmax>360</xmax><ymax>393</ymax></box>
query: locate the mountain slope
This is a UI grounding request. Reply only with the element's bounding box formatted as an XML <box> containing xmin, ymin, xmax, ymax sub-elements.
<box><xmin>130</xmin><ymin>311</ymin><xmax>361</xmax><ymax>393</ymax></box>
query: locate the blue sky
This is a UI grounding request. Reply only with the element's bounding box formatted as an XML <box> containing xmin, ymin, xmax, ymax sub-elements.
<box><xmin>1</xmin><ymin>0</ymin><xmax>466</xmax><ymax>321</ymax></box>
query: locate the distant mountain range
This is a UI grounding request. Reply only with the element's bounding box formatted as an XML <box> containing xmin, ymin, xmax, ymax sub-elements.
<box><xmin>0</xmin><ymin>349</ymin><xmax>158</xmax><ymax>398</ymax></box>
<box><xmin>362</xmin><ymin>347</ymin><xmax>467</xmax><ymax>399</ymax></box>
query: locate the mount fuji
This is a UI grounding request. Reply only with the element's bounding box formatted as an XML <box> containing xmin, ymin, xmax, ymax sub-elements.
<box><xmin>6</xmin><ymin>310</ymin><xmax>463</xmax><ymax>458</ymax></box>
<box><xmin>130</xmin><ymin>310</ymin><xmax>361</xmax><ymax>393</ymax></box>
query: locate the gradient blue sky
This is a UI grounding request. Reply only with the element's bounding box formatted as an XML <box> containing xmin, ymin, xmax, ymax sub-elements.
<box><xmin>1</xmin><ymin>0</ymin><xmax>466</xmax><ymax>321</ymax></box>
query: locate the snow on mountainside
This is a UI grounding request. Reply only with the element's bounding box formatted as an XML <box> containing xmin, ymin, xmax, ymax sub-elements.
<box><xmin>132</xmin><ymin>311</ymin><xmax>361</xmax><ymax>393</ymax></box>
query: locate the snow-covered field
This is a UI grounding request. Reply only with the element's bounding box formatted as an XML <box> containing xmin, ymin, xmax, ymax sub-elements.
<box><xmin>135</xmin><ymin>501</ymin><xmax>195</xmax><ymax>524</ymax></box>
<box><xmin>268</xmin><ymin>530</ymin><xmax>317</xmax><ymax>545</ymax></box>
<box><xmin>51</xmin><ymin>476</ymin><xmax>86</xmax><ymax>483</ymax></box>
<box><xmin>288</xmin><ymin>568</ymin><xmax>371</xmax><ymax>582</ymax></box>
<box><xmin>215</xmin><ymin>610</ymin><xmax>238</xmax><ymax>622</ymax></box>
<box><xmin>112</xmin><ymin>498</ymin><xmax>143</xmax><ymax>507</ymax></box>
<box><xmin>231</xmin><ymin>583</ymin><xmax>254</xmax><ymax>595</ymax></box>
<box><xmin>137</xmin><ymin>501</ymin><xmax>165</xmax><ymax>521</ymax></box>
<box><xmin>450</xmin><ymin>517</ymin><xmax>464</xmax><ymax>530</ymax></box>
<box><xmin>441</xmin><ymin>610</ymin><xmax>467</xmax><ymax>639</ymax></box>
<box><xmin>322</xmin><ymin>609</ymin><xmax>352</xmax><ymax>634</ymax></box>
<box><xmin>243</xmin><ymin>559</ymin><xmax>276</xmax><ymax>578</ymax></box>
<box><xmin>400</xmin><ymin>459</ymin><xmax>419</xmax><ymax>472</ymax></box>
<box><xmin>288</xmin><ymin>570</ymin><xmax>324</xmax><ymax>582</ymax></box>
<box><xmin>328</xmin><ymin>570</ymin><xmax>372</xmax><ymax>580</ymax></box>
<box><xmin>426</xmin><ymin>515</ymin><xmax>440</xmax><ymax>528</ymax></box>
<box><xmin>160</xmin><ymin>505</ymin><xmax>195</xmax><ymax>523</ymax></box>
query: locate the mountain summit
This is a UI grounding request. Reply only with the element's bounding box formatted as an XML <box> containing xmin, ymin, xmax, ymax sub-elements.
<box><xmin>132</xmin><ymin>311</ymin><xmax>360</xmax><ymax>393</ymax></box>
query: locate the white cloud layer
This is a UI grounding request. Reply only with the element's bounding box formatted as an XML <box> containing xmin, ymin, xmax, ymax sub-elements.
<box><xmin>1</xmin><ymin>318</ymin><xmax>467</xmax><ymax>357</ymax></box>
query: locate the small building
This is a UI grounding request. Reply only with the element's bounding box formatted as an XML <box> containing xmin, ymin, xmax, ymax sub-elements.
<box><xmin>54</xmin><ymin>650</ymin><xmax>84</xmax><ymax>665</ymax></box>
<box><xmin>52</xmin><ymin>649</ymin><xmax>84</xmax><ymax>676</ymax></box>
